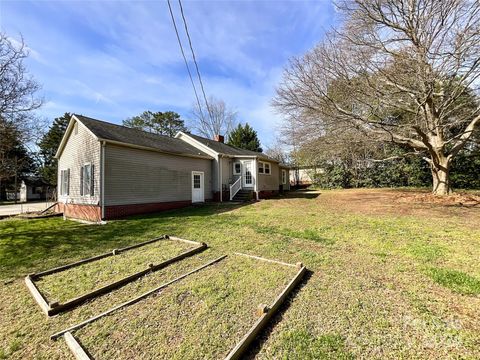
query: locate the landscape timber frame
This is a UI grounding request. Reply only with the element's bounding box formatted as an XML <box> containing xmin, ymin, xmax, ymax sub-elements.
<box><xmin>25</xmin><ymin>235</ymin><xmax>207</xmax><ymax>316</ymax></box>
<box><xmin>52</xmin><ymin>252</ymin><xmax>307</xmax><ymax>360</ymax></box>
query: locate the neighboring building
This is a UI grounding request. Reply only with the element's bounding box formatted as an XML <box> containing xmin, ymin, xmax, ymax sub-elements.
<box><xmin>55</xmin><ymin>115</ymin><xmax>290</xmax><ymax>221</ymax></box>
<box><xmin>19</xmin><ymin>177</ymin><xmax>52</xmax><ymax>202</ymax></box>
<box><xmin>290</xmin><ymin>166</ymin><xmax>323</xmax><ymax>187</ymax></box>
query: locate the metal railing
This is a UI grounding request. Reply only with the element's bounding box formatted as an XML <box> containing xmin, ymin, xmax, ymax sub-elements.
<box><xmin>230</xmin><ymin>176</ymin><xmax>242</xmax><ymax>201</ymax></box>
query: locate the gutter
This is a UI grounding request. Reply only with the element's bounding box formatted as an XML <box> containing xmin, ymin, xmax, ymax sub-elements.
<box><xmin>101</xmin><ymin>141</ymin><xmax>106</xmax><ymax>220</ymax></box>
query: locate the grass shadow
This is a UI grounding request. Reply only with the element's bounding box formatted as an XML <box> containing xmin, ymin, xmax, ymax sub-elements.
<box><xmin>244</xmin><ymin>269</ymin><xmax>314</xmax><ymax>359</ymax></box>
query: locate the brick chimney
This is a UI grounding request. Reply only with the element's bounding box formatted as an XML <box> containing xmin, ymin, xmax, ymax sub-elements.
<box><xmin>214</xmin><ymin>134</ymin><xmax>224</xmax><ymax>143</ymax></box>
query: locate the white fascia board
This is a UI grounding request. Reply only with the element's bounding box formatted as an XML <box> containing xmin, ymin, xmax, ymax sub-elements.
<box><xmin>175</xmin><ymin>132</ymin><xmax>220</xmax><ymax>158</ymax></box>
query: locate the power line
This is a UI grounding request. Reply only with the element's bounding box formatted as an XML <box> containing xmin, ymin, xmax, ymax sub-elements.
<box><xmin>166</xmin><ymin>0</ymin><xmax>203</xmax><ymax>117</ymax></box>
<box><xmin>177</xmin><ymin>0</ymin><xmax>213</xmax><ymax>122</ymax></box>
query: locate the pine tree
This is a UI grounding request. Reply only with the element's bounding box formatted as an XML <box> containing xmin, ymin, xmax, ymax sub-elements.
<box><xmin>227</xmin><ymin>123</ymin><xmax>262</xmax><ymax>152</ymax></box>
<box><xmin>38</xmin><ymin>113</ymin><xmax>70</xmax><ymax>185</ymax></box>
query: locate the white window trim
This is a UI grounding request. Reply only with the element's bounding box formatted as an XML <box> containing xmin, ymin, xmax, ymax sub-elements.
<box><xmin>81</xmin><ymin>162</ymin><xmax>92</xmax><ymax>197</ymax></box>
<box><xmin>233</xmin><ymin>161</ymin><xmax>241</xmax><ymax>175</ymax></box>
<box><xmin>60</xmin><ymin>169</ymin><xmax>69</xmax><ymax>197</ymax></box>
<box><xmin>259</xmin><ymin>161</ymin><xmax>271</xmax><ymax>175</ymax></box>
<box><xmin>282</xmin><ymin>169</ymin><xmax>287</xmax><ymax>184</ymax></box>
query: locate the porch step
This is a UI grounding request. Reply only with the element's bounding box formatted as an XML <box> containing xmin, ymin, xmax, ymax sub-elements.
<box><xmin>232</xmin><ymin>190</ymin><xmax>254</xmax><ymax>202</ymax></box>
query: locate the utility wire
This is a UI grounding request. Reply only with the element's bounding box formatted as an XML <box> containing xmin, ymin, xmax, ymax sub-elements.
<box><xmin>166</xmin><ymin>0</ymin><xmax>203</xmax><ymax>117</ymax></box>
<box><xmin>177</xmin><ymin>0</ymin><xmax>213</xmax><ymax>122</ymax></box>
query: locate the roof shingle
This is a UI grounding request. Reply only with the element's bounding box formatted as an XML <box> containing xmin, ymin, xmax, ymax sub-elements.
<box><xmin>74</xmin><ymin>115</ymin><xmax>212</xmax><ymax>159</ymax></box>
<box><xmin>184</xmin><ymin>133</ymin><xmax>278</xmax><ymax>162</ymax></box>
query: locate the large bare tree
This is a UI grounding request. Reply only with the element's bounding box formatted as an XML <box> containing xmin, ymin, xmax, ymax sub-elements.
<box><xmin>0</xmin><ymin>33</ymin><xmax>43</xmax><ymax>188</ymax></box>
<box><xmin>190</xmin><ymin>96</ymin><xmax>237</xmax><ymax>139</ymax></box>
<box><xmin>274</xmin><ymin>0</ymin><xmax>480</xmax><ymax>195</ymax></box>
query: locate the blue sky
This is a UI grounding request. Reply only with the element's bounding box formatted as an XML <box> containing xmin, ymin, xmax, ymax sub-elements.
<box><xmin>0</xmin><ymin>0</ymin><xmax>337</xmax><ymax>146</ymax></box>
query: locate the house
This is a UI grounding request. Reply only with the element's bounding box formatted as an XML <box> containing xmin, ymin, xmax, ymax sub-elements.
<box><xmin>290</xmin><ymin>165</ymin><xmax>323</xmax><ymax>187</ymax></box>
<box><xmin>55</xmin><ymin>114</ymin><xmax>290</xmax><ymax>222</ymax></box>
<box><xmin>19</xmin><ymin>177</ymin><xmax>52</xmax><ymax>202</ymax></box>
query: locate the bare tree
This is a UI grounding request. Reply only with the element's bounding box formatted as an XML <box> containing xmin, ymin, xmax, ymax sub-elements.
<box><xmin>0</xmin><ymin>33</ymin><xmax>43</xmax><ymax>188</ymax></box>
<box><xmin>190</xmin><ymin>96</ymin><xmax>237</xmax><ymax>139</ymax></box>
<box><xmin>264</xmin><ymin>140</ymin><xmax>290</xmax><ymax>164</ymax></box>
<box><xmin>274</xmin><ymin>0</ymin><xmax>480</xmax><ymax>195</ymax></box>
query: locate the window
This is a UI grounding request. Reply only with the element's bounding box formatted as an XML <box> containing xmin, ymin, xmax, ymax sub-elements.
<box><xmin>80</xmin><ymin>164</ymin><xmax>94</xmax><ymax>196</ymax></box>
<box><xmin>264</xmin><ymin>162</ymin><xmax>271</xmax><ymax>175</ymax></box>
<box><xmin>259</xmin><ymin>161</ymin><xmax>270</xmax><ymax>175</ymax></box>
<box><xmin>60</xmin><ymin>169</ymin><xmax>70</xmax><ymax>196</ymax></box>
<box><xmin>193</xmin><ymin>174</ymin><xmax>201</xmax><ymax>188</ymax></box>
<box><xmin>282</xmin><ymin>169</ymin><xmax>287</xmax><ymax>184</ymax></box>
<box><xmin>233</xmin><ymin>162</ymin><xmax>241</xmax><ymax>175</ymax></box>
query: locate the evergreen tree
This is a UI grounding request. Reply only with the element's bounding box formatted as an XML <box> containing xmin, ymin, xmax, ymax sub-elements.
<box><xmin>38</xmin><ymin>113</ymin><xmax>70</xmax><ymax>185</ymax></box>
<box><xmin>227</xmin><ymin>123</ymin><xmax>262</xmax><ymax>152</ymax></box>
<box><xmin>123</xmin><ymin>111</ymin><xmax>187</xmax><ymax>137</ymax></box>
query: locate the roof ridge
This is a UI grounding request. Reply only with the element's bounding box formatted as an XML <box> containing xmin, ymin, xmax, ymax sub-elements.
<box><xmin>74</xmin><ymin>114</ymin><xmax>177</xmax><ymax>141</ymax></box>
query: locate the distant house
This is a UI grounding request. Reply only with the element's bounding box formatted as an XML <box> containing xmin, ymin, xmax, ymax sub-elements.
<box><xmin>290</xmin><ymin>165</ymin><xmax>323</xmax><ymax>187</ymax></box>
<box><xmin>55</xmin><ymin>114</ymin><xmax>290</xmax><ymax>222</ymax></box>
<box><xmin>19</xmin><ymin>177</ymin><xmax>52</xmax><ymax>202</ymax></box>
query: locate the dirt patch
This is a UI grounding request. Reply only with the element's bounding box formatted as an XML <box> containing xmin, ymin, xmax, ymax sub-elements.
<box><xmin>394</xmin><ymin>192</ymin><xmax>480</xmax><ymax>207</ymax></box>
<box><xmin>315</xmin><ymin>188</ymin><xmax>480</xmax><ymax>227</ymax></box>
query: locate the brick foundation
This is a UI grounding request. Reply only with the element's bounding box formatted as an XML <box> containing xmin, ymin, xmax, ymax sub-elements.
<box><xmin>258</xmin><ymin>190</ymin><xmax>279</xmax><ymax>199</ymax></box>
<box><xmin>213</xmin><ymin>191</ymin><xmax>230</xmax><ymax>202</ymax></box>
<box><xmin>104</xmin><ymin>200</ymin><xmax>193</xmax><ymax>219</ymax></box>
<box><xmin>56</xmin><ymin>203</ymin><xmax>102</xmax><ymax>222</ymax></box>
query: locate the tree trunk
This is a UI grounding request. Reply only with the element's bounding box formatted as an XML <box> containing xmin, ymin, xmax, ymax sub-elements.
<box><xmin>430</xmin><ymin>156</ymin><xmax>451</xmax><ymax>195</ymax></box>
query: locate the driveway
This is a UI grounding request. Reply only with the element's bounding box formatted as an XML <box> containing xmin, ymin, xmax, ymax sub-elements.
<box><xmin>0</xmin><ymin>202</ymin><xmax>53</xmax><ymax>217</ymax></box>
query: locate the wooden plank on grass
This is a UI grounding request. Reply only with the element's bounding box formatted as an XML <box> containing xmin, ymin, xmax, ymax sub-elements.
<box><xmin>51</xmin><ymin>255</ymin><xmax>228</xmax><ymax>340</ymax></box>
<box><xmin>64</xmin><ymin>332</ymin><xmax>91</xmax><ymax>360</ymax></box>
<box><xmin>24</xmin><ymin>275</ymin><xmax>51</xmax><ymax>315</ymax></box>
<box><xmin>33</xmin><ymin>235</ymin><xmax>169</xmax><ymax>278</ymax></box>
<box><xmin>233</xmin><ymin>252</ymin><xmax>297</xmax><ymax>268</ymax></box>
<box><xmin>168</xmin><ymin>236</ymin><xmax>207</xmax><ymax>246</ymax></box>
<box><xmin>224</xmin><ymin>265</ymin><xmax>307</xmax><ymax>360</ymax></box>
<box><xmin>46</xmin><ymin>242</ymin><xmax>207</xmax><ymax>316</ymax></box>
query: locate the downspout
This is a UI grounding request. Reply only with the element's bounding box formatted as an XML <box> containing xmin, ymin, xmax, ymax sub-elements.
<box><xmin>254</xmin><ymin>157</ymin><xmax>259</xmax><ymax>200</ymax></box>
<box><xmin>219</xmin><ymin>155</ymin><xmax>223</xmax><ymax>202</ymax></box>
<box><xmin>101</xmin><ymin>141</ymin><xmax>106</xmax><ymax>220</ymax></box>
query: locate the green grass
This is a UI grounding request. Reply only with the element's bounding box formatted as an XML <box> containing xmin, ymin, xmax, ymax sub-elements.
<box><xmin>36</xmin><ymin>239</ymin><xmax>193</xmax><ymax>303</ymax></box>
<box><xmin>0</xmin><ymin>188</ymin><xmax>479</xmax><ymax>359</ymax></box>
<box><xmin>275</xmin><ymin>329</ymin><xmax>353</xmax><ymax>360</ymax></box>
<box><xmin>426</xmin><ymin>267</ymin><xmax>480</xmax><ymax>295</ymax></box>
<box><xmin>76</xmin><ymin>256</ymin><xmax>297</xmax><ymax>359</ymax></box>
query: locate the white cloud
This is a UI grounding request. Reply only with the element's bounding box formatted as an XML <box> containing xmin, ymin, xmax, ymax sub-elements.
<box><xmin>1</xmin><ymin>0</ymin><xmax>337</xmax><ymax>143</ymax></box>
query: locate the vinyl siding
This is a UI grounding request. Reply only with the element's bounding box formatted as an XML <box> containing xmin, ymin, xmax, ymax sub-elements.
<box><xmin>104</xmin><ymin>144</ymin><xmax>212</xmax><ymax>206</ymax></box>
<box><xmin>257</xmin><ymin>161</ymin><xmax>280</xmax><ymax>191</ymax></box>
<box><xmin>57</xmin><ymin>120</ymin><xmax>100</xmax><ymax>205</ymax></box>
<box><xmin>280</xmin><ymin>168</ymin><xmax>290</xmax><ymax>190</ymax></box>
<box><xmin>221</xmin><ymin>157</ymin><xmax>233</xmax><ymax>187</ymax></box>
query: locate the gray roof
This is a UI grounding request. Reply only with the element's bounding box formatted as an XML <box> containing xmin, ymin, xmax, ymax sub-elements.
<box><xmin>185</xmin><ymin>133</ymin><xmax>278</xmax><ymax>162</ymax></box>
<box><xmin>75</xmin><ymin>115</ymin><xmax>212</xmax><ymax>159</ymax></box>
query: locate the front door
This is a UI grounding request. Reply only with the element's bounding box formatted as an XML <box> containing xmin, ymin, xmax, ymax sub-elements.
<box><xmin>192</xmin><ymin>171</ymin><xmax>204</xmax><ymax>203</ymax></box>
<box><xmin>242</xmin><ymin>160</ymin><xmax>253</xmax><ymax>188</ymax></box>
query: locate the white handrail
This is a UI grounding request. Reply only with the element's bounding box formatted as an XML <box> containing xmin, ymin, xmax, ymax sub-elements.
<box><xmin>230</xmin><ymin>176</ymin><xmax>242</xmax><ymax>201</ymax></box>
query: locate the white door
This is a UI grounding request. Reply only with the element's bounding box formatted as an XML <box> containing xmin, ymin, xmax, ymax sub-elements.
<box><xmin>242</xmin><ymin>160</ymin><xmax>253</xmax><ymax>188</ymax></box>
<box><xmin>192</xmin><ymin>171</ymin><xmax>204</xmax><ymax>203</ymax></box>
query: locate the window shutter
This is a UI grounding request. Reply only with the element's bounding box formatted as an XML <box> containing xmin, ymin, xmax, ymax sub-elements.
<box><xmin>80</xmin><ymin>166</ymin><xmax>84</xmax><ymax>196</ymax></box>
<box><xmin>67</xmin><ymin>169</ymin><xmax>70</xmax><ymax>195</ymax></box>
<box><xmin>90</xmin><ymin>164</ymin><xmax>95</xmax><ymax>196</ymax></box>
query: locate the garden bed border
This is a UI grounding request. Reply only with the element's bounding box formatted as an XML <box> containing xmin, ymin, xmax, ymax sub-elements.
<box><xmin>25</xmin><ymin>235</ymin><xmax>207</xmax><ymax>316</ymax></box>
<box><xmin>51</xmin><ymin>255</ymin><xmax>228</xmax><ymax>341</ymax></box>
<box><xmin>52</xmin><ymin>252</ymin><xmax>307</xmax><ymax>360</ymax></box>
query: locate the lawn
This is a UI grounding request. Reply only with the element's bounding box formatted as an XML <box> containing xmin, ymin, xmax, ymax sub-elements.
<box><xmin>0</xmin><ymin>188</ymin><xmax>479</xmax><ymax>359</ymax></box>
